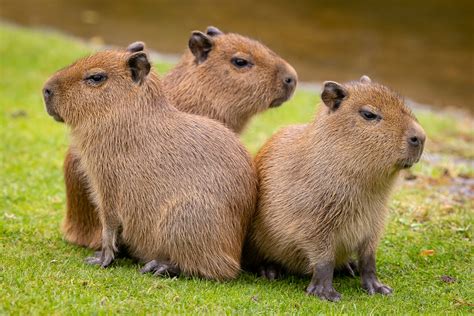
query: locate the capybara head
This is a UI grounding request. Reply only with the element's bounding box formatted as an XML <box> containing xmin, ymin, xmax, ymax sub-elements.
<box><xmin>319</xmin><ymin>75</ymin><xmax>426</xmax><ymax>174</ymax></box>
<box><xmin>43</xmin><ymin>48</ymin><xmax>155</xmax><ymax>126</ymax></box>
<box><xmin>166</xmin><ymin>26</ymin><xmax>297</xmax><ymax>132</ymax></box>
<box><xmin>189</xmin><ymin>26</ymin><xmax>297</xmax><ymax>109</ymax></box>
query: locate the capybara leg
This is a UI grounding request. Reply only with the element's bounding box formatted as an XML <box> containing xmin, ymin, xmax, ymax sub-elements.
<box><xmin>140</xmin><ymin>260</ymin><xmax>181</xmax><ymax>277</ymax></box>
<box><xmin>306</xmin><ymin>261</ymin><xmax>341</xmax><ymax>302</ymax></box>
<box><xmin>85</xmin><ymin>220</ymin><xmax>119</xmax><ymax>268</ymax></box>
<box><xmin>63</xmin><ymin>148</ymin><xmax>102</xmax><ymax>249</ymax></box>
<box><xmin>359</xmin><ymin>252</ymin><xmax>392</xmax><ymax>295</ymax></box>
<box><xmin>258</xmin><ymin>262</ymin><xmax>284</xmax><ymax>281</ymax></box>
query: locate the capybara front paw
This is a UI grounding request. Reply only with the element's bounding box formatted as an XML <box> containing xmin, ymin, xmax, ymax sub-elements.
<box><xmin>362</xmin><ymin>278</ymin><xmax>393</xmax><ymax>295</ymax></box>
<box><xmin>140</xmin><ymin>260</ymin><xmax>181</xmax><ymax>277</ymax></box>
<box><xmin>306</xmin><ymin>283</ymin><xmax>341</xmax><ymax>302</ymax></box>
<box><xmin>84</xmin><ymin>249</ymin><xmax>114</xmax><ymax>268</ymax></box>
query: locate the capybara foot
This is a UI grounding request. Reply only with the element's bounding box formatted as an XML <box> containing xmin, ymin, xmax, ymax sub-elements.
<box><xmin>140</xmin><ymin>260</ymin><xmax>181</xmax><ymax>277</ymax></box>
<box><xmin>85</xmin><ymin>249</ymin><xmax>114</xmax><ymax>268</ymax></box>
<box><xmin>362</xmin><ymin>276</ymin><xmax>393</xmax><ymax>295</ymax></box>
<box><xmin>306</xmin><ymin>283</ymin><xmax>341</xmax><ymax>302</ymax></box>
<box><xmin>258</xmin><ymin>263</ymin><xmax>283</xmax><ymax>281</ymax></box>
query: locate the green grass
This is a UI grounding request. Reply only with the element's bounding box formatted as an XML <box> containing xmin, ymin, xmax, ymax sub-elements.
<box><xmin>1</xmin><ymin>23</ymin><xmax>473</xmax><ymax>314</ymax></box>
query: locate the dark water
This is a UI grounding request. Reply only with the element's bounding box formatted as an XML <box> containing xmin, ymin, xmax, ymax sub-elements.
<box><xmin>1</xmin><ymin>0</ymin><xmax>473</xmax><ymax>112</ymax></box>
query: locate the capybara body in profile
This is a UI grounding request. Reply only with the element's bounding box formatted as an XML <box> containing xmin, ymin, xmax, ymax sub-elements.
<box><xmin>246</xmin><ymin>76</ymin><xmax>426</xmax><ymax>300</ymax></box>
<box><xmin>62</xmin><ymin>27</ymin><xmax>297</xmax><ymax>250</ymax></box>
<box><xmin>43</xmin><ymin>49</ymin><xmax>257</xmax><ymax>280</ymax></box>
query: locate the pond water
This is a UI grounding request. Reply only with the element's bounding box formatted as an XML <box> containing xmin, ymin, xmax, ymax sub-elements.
<box><xmin>1</xmin><ymin>0</ymin><xmax>473</xmax><ymax>113</ymax></box>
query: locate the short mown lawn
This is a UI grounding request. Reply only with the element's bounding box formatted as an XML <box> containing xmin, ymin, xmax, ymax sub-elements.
<box><xmin>1</xmin><ymin>23</ymin><xmax>472</xmax><ymax>314</ymax></box>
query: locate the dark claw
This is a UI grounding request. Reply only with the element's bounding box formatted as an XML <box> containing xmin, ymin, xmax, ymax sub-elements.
<box><xmin>140</xmin><ymin>260</ymin><xmax>180</xmax><ymax>277</ymax></box>
<box><xmin>85</xmin><ymin>256</ymin><xmax>102</xmax><ymax>265</ymax></box>
<box><xmin>101</xmin><ymin>251</ymin><xmax>114</xmax><ymax>268</ymax></box>
<box><xmin>306</xmin><ymin>283</ymin><xmax>341</xmax><ymax>302</ymax></box>
<box><xmin>84</xmin><ymin>249</ymin><xmax>114</xmax><ymax>268</ymax></box>
<box><xmin>362</xmin><ymin>278</ymin><xmax>393</xmax><ymax>296</ymax></box>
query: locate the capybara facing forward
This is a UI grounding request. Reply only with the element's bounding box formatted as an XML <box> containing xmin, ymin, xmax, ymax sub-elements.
<box><xmin>62</xmin><ymin>27</ymin><xmax>297</xmax><ymax>250</ymax></box>
<box><xmin>246</xmin><ymin>76</ymin><xmax>426</xmax><ymax>300</ymax></box>
<box><xmin>43</xmin><ymin>48</ymin><xmax>257</xmax><ymax>280</ymax></box>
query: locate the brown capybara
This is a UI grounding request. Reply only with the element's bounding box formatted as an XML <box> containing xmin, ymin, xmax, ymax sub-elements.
<box><xmin>164</xmin><ymin>26</ymin><xmax>297</xmax><ymax>133</ymax></box>
<box><xmin>62</xmin><ymin>26</ymin><xmax>297</xmax><ymax>250</ymax></box>
<box><xmin>246</xmin><ymin>76</ymin><xmax>426</xmax><ymax>300</ymax></box>
<box><xmin>43</xmin><ymin>48</ymin><xmax>257</xmax><ymax>280</ymax></box>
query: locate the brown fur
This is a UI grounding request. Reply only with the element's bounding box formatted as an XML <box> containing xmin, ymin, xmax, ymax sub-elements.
<box><xmin>62</xmin><ymin>27</ymin><xmax>297</xmax><ymax>250</ymax></box>
<box><xmin>246</xmin><ymin>76</ymin><xmax>426</xmax><ymax>300</ymax></box>
<box><xmin>165</xmin><ymin>29</ymin><xmax>297</xmax><ymax>133</ymax></box>
<box><xmin>43</xmin><ymin>49</ymin><xmax>257</xmax><ymax>280</ymax></box>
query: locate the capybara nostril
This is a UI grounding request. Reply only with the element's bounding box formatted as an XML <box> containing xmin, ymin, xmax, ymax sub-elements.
<box><xmin>43</xmin><ymin>87</ymin><xmax>53</xmax><ymax>102</ymax></box>
<box><xmin>407</xmin><ymin>130</ymin><xmax>426</xmax><ymax>148</ymax></box>
<box><xmin>283</xmin><ymin>74</ymin><xmax>297</xmax><ymax>89</ymax></box>
<box><xmin>408</xmin><ymin>136</ymin><xmax>420</xmax><ymax>147</ymax></box>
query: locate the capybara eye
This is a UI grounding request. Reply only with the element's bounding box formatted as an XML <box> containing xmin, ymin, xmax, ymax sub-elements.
<box><xmin>359</xmin><ymin>109</ymin><xmax>379</xmax><ymax>121</ymax></box>
<box><xmin>231</xmin><ymin>57</ymin><xmax>251</xmax><ymax>68</ymax></box>
<box><xmin>85</xmin><ymin>73</ymin><xmax>108</xmax><ymax>85</ymax></box>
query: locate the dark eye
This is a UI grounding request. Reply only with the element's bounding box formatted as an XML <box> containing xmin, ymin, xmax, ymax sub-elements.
<box><xmin>359</xmin><ymin>109</ymin><xmax>379</xmax><ymax>121</ymax></box>
<box><xmin>231</xmin><ymin>57</ymin><xmax>251</xmax><ymax>68</ymax></box>
<box><xmin>85</xmin><ymin>73</ymin><xmax>107</xmax><ymax>85</ymax></box>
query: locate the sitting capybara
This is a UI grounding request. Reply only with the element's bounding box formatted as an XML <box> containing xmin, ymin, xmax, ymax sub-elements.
<box><xmin>62</xmin><ymin>26</ymin><xmax>297</xmax><ymax>250</ymax></box>
<box><xmin>43</xmin><ymin>48</ymin><xmax>257</xmax><ymax>280</ymax></box>
<box><xmin>246</xmin><ymin>76</ymin><xmax>426</xmax><ymax>300</ymax></box>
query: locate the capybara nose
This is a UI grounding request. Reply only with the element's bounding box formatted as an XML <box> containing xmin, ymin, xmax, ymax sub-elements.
<box><xmin>43</xmin><ymin>86</ymin><xmax>53</xmax><ymax>103</ymax></box>
<box><xmin>279</xmin><ymin>63</ymin><xmax>297</xmax><ymax>93</ymax></box>
<box><xmin>283</xmin><ymin>74</ymin><xmax>297</xmax><ymax>91</ymax></box>
<box><xmin>407</xmin><ymin>131</ymin><xmax>426</xmax><ymax>148</ymax></box>
<box><xmin>408</xmin><ymin>136</ymin><xmax>420</xmax><ymax>147</ymax></box>
<box><xmin>284</xmin><ymin>75</ymin><xmax>295</xmax><ymax>86</ymax></box>
<box><xmin>406</xmin><ymin>123</ymin><xmax>426</xmax><ymax>164</ymax></box>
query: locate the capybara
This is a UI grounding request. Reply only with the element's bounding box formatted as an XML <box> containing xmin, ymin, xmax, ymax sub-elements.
<box><xmin>43</xmin><ymin>48</ymin><xmax>257</xmax><ymax>280</ymax></box>
<box><xmin>246</xmin><ymin>76</ymin><xmax>426</xmax><ymax>300</ymax></box>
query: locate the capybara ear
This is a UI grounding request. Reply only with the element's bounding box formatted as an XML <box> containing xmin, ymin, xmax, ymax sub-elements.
<box><xmin>360</xmin><ymin>75</ymin><xmax>372</xmax><ymax>84</ymax></box>
<box><xmin>127</xmin><ymin>41</ymin><xmax>146</xmax><ymax>53</ymax></box>
<box><xmin>188</xmin><ymin>31</ymin><xmax>214</xmax><ymax>64</ymax></box>
<box><xmin>321</xmin><ymin>81</ymin><xmax>348</xmax><ymax>111</ymax></box>
<box><xmin>206</xmin><ymin>26</ymin><xmax>223</xmax><ymax>37</ymax></box>
<box><xmin>127</xmin><ymin>52</ymin><xmax>151</xmax><ymax>84</ymax></box>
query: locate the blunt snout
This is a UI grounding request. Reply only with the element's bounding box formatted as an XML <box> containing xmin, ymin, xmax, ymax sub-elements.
<box><xmin>404</xmin><ymin>121</ymin><xmax>426</xmax><ymax>167</ymax></box>
<box><xmin>281</xmin><ymin>64</ymin><xmax>297</xmax><ymax>92</ymax></box>
<box><xmin>43</xmin><ymin>85</ymin><xmax>53</xmax><ymax>104</ymax></box>
<box><xmin>270</xmin><ymin>63</ymin><xmax>297</xmax><ymax>108</ymax></box>
<box><xmin>407</xmin><ymin>124</ymin><xmax>426</xmax><ymax>150</ymax></box>
<box><xmin>42</xmin><ymin>81</ymin><xmax>64</xmax><ymax>122</ymax></box>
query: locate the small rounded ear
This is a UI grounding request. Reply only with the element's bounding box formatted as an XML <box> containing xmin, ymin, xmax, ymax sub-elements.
<box><xmin>188</xmin><ymin>31</ymin><xmax>214</xmax><ymax>64</ymax></box>
<box><xmin>127</xmin><ymin>41</ymin><xmax>145</xmax><ymax>53</ymax></box>
<box><xmin>206</xmin><ymin>26</ymin><xmax>223</xmax><ymax>37</ymax></box>
<box><xmin>321</xmin><ymin>81</ymin><xmax>348</xmax><ymax>111</ymax></box>
<box><xmin>360</xmin><ymin>75</ymin><xmax>372</xmax><ymax>84</ymax></box>
<box><xmin>127</xmin><ymin>52</ymin><xmax>151</xmax><ymax>84</ymax></box>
